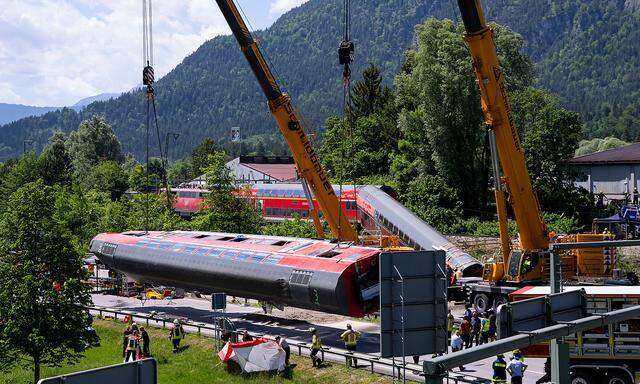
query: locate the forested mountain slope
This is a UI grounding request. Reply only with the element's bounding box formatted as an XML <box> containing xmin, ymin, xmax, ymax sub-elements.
<box><xmin>1</xmin><ymin>0</ymin><xmax>638</xmax><ymax>160</ymax></box>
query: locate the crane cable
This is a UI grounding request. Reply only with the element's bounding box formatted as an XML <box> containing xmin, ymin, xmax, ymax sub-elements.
<box><xmin>142</xmin><ymin>0</ymin><xmax>170</xmax><ymax>233</ymax></box>
<box><xmin>337</xmin><ymin>0</ymin><xmax>356</xmax><ymax>243</ymax></box>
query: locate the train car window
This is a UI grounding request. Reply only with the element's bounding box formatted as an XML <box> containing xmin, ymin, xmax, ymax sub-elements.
<box><xmin>193</xmin><ymin>234</ymin><xmax>209</xmax><ymax>239</ymax></box>
<box><xmin>216</xmin><ymin>236</ymin><xmax>235</xmax><ymax>241</ymax></box>
<box><xmin>236</xmin><ymin>252</ymin><xmax>251</xmax><ymax>261</ymax></box>
<box><xmin>184</xmin><ymin>246</ymin><xmax>197</xmax><ymax>253</ymax></box>
<box><xmin>270</xmin><ymin>240</ymin><xmax>290</xmax><ymax>246</ymax></box>
<box><xmin>231</xmin><ymin>237</ymin><xmax>248</xmax><ymax>242</ymax></box>
<box><xmin>196</xmin><ymin>248</ymin><xmax>209</xmax><ymax>256</ymax></box>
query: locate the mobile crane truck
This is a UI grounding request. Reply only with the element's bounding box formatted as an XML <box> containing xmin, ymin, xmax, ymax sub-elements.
<box><xmin>455</xmin><ymin>0</ymin><xmax>637</xmax><ymax>313</ymax></box>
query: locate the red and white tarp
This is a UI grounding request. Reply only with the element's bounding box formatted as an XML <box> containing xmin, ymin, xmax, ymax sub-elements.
<box><xmin>218</xmin><ymin>338</ymin><xmax>285</xmax><ymax>373</ymax></box>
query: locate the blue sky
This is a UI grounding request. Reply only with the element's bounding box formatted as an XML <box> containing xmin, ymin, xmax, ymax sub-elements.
<box><xmin>0</xmin><ymin>0</ymin><xmax>308</xmax><ymax>106</ymax></box>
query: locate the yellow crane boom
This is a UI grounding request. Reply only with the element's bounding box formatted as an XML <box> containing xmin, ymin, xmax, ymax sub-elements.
<box><xmin>457</xmin><ymin>0</ymin><xmax>549</xmax><ymax>252</ymax></box>
<box><xmin>215</xmin><ymin>0</ymin><xmax>358</xmax><ymax>242</ymax></box>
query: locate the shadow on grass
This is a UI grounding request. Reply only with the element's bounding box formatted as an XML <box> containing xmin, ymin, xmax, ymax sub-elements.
<box><xmin>222</xmin><ymin>360</ymin><xmax>324</xmax><ymax>381</ymax></box>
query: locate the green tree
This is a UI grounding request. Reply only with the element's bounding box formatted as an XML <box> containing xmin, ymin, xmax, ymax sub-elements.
<box><xmin>262</xmin><ymin>215</ymin><xmax>318</xmax><ymax>238</ymax></box>
<box><xmin>401</xmin><ymin>175</ymin><xmax>463</xmax><ymax>233</ymax></box>
<box><xmin>511</xmin><ymin>88</ymin><xmax>590</xmax><ymax>214</ymax></box>
<box><xmin>0</xmin><ymin>154</ymin><xmax>41</xmax><ymax>212</ymax></box>
<box><xmin>0</xmin><ymin>180</ymin><xmax>92</xmax><ymax>384</ymax></box>
<box><xmin>66</xmin><ymin>115</ymin><xmax>123</xmax><ymax>179</ymax></box>
<box><xmin>347</xmin><ymin>63</ymin><xmax>393</xmax><ymax>120</ymax></box>
<box><xmin>575</xmin><ymin>136</ymin><xmax>628</xmax><ymax>157</ymax></box>
<box><xmin>167</xmin><ymin>159</ymin><xmax>193</xmax><ymax>186</ymax></box>
<box><xmin>83</xmin><ymin>161</ymin><xmax>129</xmax><ymax>200</ymax></box>
<box><xmin>191</xmin><ymin>138</ymin><xmax>219</xmax><ymax>178</ymax></box>
<box><xmin>192</xmin><ymin>152</ymin><xmax>263</xmax><ymax>233</ymax></box>
<box><xmin>321</xmin><ymin>64</ymin><xmax>399</xmax><ymax>180</ymax></box>
<box><xmin>39</xmin><ymin>132</ymin><xmax>73</xmax><ymax>186</ymax></box>
<box><xmin>393</xmin><ymin>19</ymin><xmax>534</xmax><ymax>211</ymax></box>
<box><xmin>126</xmin><ymin>193</ymin><xmax>184</xmax><ymax>231</ymax></box>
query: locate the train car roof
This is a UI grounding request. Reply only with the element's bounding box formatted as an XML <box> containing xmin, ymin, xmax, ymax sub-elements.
<box><xmin>511</xmin><ymin>285</ymin><xmax>640</xmax><ymax>298</ymax></box>
<box><xmin>94</xmin><ymin>230</ymin><xmax>381</xmax><ymax>270</ymax></box>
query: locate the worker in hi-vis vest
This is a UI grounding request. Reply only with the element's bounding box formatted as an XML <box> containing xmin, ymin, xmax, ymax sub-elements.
<box><xmin>169</xmin><ymin>319</ymin><xmax>185</xmax><ymax>353</ymax></box>
<box><xmin>124</xmin><ymin>331</ymin><xmax>139</xmax><ymax>362</ymax></box>
<box><xmin>340</xmin><ymin>323</ymin><xmax>361</xmax><ymax>367</ymax></box>
<box><xmin>309</xmin><ymin>328</ymin><xmax>323</xmax><ymax>367</ymax></box>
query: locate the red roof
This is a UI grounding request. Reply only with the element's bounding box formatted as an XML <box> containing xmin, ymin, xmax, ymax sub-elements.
<box><xmin>243</xmin><ymin>163</ymin><xmax>297</xmax><ymax>181</ymax></box>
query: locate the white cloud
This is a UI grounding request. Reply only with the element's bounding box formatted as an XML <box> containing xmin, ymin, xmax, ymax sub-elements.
<box><xmin>0</xmin><ymin>1</ymin><xmax>234</xmax><ymax>106</ymax></box>
<box><xmin>268</xmin><ymin>0</ymin><xmax>308</xmax><ymax>17</ymax></box>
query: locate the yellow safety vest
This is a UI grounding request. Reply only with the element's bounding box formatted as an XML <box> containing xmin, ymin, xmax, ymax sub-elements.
<box><xmin>172</xmin><ymin>326</ymin><xmax>182</xmax><ymax>340</ymax></box>
<box><xmin>342</xmin><ymin>330</ymin><xmax>360</xmax><ymax>346</ymax></box>
<box><xmin>126</xmin><ymin>337</ymin><xmax>137</xmax><ymax>351</ymax></box>
<box><xmin>482</xmin><ymin>319</ymin><xmax>490</xmax><ymax>332</ymax></box>
<box><xmin>312</xmin><ymin>334</ymin><xmax>322</xmax><ymax>349</ymax></box>
<box><xmin>448</xmin><ymin>316</ymin><xmax>454</xmax><ymax>332</ymax></box>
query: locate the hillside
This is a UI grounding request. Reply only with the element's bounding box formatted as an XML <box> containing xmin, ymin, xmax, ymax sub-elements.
<box><xmin>0</xmin><ymin>103</ymin><xmax>60</xmax><ymax>126</ymax></box>
<box><xmin>1</xmin><ymin>0</ymin><xmax>639</xmax><ymax>160</ymax></box>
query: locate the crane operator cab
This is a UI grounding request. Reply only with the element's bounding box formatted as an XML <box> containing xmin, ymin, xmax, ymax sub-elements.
<box><xmin>506</xmin><ymin>250</ymin><xmax>545</xmax><ymax>282</ymax></box>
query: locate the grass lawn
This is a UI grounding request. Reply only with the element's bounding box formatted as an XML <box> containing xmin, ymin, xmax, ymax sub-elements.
<box><xmin>2</xmin><ymin>319</ymin><xmax>389</xmax><ymax>384</ymax></box>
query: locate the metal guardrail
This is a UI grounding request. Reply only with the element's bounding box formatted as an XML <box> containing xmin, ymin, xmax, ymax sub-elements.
<box><xmin>87</xmin><ymin>305</ymin><xmax>481</xmax><ymax>383</ymax></box>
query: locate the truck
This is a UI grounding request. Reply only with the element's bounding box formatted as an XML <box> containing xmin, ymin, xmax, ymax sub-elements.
<box><xmin>513</xmin><ymin>286</ymin><xmax>640</xmax><ymax>384</ymax></box>
<box><xmin>455</xmin><ymin>0</ymin><xmax>636</xmax><ymax>312</ymax></box>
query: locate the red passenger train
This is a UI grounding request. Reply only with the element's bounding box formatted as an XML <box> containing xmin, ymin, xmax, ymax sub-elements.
<box><xmin>90</xmin><ymin>230</ymin><xmax>384</xmax><ymax>317</ymax></box>
<box><xmin>173</xmin><ymin>183</ymin><xmax>359</xmax><ymax>221</ymax></box>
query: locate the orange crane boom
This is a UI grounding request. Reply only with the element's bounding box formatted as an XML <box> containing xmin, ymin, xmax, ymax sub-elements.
<box><xmin>457</xmin><ymin>0</ymin><xmax>549</xmax><ymax>252</ymax></box>
<box><xmin>215</xmin><ymin>0</ymin><xmax>358</xmax><ymax>242</ymax></box>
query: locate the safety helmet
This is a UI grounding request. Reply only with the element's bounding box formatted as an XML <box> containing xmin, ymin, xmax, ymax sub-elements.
<box><xmin>497</xmin><ymin>354</ymin><xmax>504</xmax><ymax>358</ymax></box>
<box><xmin>513</xmin><ymin>349</ymin><xmax>521</xmax><ymax>354</ymax></box>
<box><xmin>309</xmin><ymin>327</ymin><xmax>316</xmax><ymax>333</ymax></box>
<box><xmin>346</xmin><ymin>324</ymin><xmax>352</xmax><ymax>329</ymax></box>
<box><xmin>174</xmin><ymin>319</ymin><xmax>180</xmax><ymax>325</ymax></box>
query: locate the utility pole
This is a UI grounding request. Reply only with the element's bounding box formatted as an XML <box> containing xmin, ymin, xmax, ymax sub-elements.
<box><xmin>549</xmin><ymin>249</ymin><xmax>570</xmax><ymax>384</ymax></box>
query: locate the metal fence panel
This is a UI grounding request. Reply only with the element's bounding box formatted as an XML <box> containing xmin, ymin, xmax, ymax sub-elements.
<box><xmin>380</xmin><ymin>250</ymin><xmax>447</xmax><ymax>358</ymax></box>
<box><xmin>38</xmin><ymin>358</ymin><xmax>157</xmax><ymax>384</ymax></box>
<box><xmin>498</xmin><ymin>289</ymin><xmax>586</xmax><ymax>338</ymax></box>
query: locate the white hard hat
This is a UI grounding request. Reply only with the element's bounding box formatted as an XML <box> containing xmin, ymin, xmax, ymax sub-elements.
<box><xmin>174</xmin><ymin>319</ymin><xmax>179</xmax><ymax>324</ymax></box>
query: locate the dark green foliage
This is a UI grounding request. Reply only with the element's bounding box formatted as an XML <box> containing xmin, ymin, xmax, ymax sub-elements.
<box><xmin>39</xmin><ymin>132</ymin><xmax>73</xmax><ymax>186</ymax></box>
<box><xmin>82</xmin><ymin>161</ymin><xmax>129</xmax><ymax>200</ymax></box>
<box><xmin>320</xmin><ymin>64</ymin><xmax>398</xmax><ymax>180</ymax></box>
<box><xmin>393</xmin><ymin>20</ymin><xmax>533</xmax><ymax>211</ymax></box>
<box><xmin>575</xmin><ymin>136</ymin><xmax>629</xmax><ymax>157</ymax></box>
<box><xmin>190</xmin><ymin>138</ymin><xmax>220</xmax><ymax>178</ymax></box>
<box><xmin>511</xmin><ymin>88</ymin><xmax>592</xmax><ymax>216</ymax></box>
<box><xmin>401</xmin><ymin>175</ymin><xmax>463</xmax><ymax>233</ymax></box>
<box><xmin>191</xmin><ymin>152</ymin><xmax>263</xmax><ymax>234</ymax></box>
<box><xmin>262</xmin><ymin>215</ymin><xmax>318</xmax><ymax>239</ymax></box>
<box><xmin>0</xmin><ymin>180</ymin><xmax>92</xmax><ymax>384</ymax></box>
<box><xmin>66</xmin><ymin>116</ymin><xmax>123</xmax><ymax>179</ymax></box>
<box><xmin>168</xmin><ymin>159</ymin><xmax>194</xmax><ymax>186</ymax></box>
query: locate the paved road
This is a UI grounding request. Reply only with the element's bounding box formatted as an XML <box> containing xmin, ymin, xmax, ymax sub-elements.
<box><xmin>91</xmin><ymin>294</ymin><xmax>545</xmax><ymax>383</ymax></box>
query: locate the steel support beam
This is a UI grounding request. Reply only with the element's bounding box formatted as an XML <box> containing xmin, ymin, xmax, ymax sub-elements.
<box><xmin>550</xmin><ymin>239</ymin><xmax>640</xmax><ymax>251</ymax></box>
<box><xmin>423</xmin><ymin>305</ymin><xmax>640</xmax><ymax>382</ymax></box>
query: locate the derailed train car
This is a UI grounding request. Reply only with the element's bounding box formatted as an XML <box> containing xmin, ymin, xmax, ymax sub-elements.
<box><xmin>90</xmin><ymin>231</ymin><xmax>385</xmax><ymax>317</ymax></box>
<box><xmin>357</xmin><ymin>185</ymin><xmax>483</xmax><ymax>278</ymax></box>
